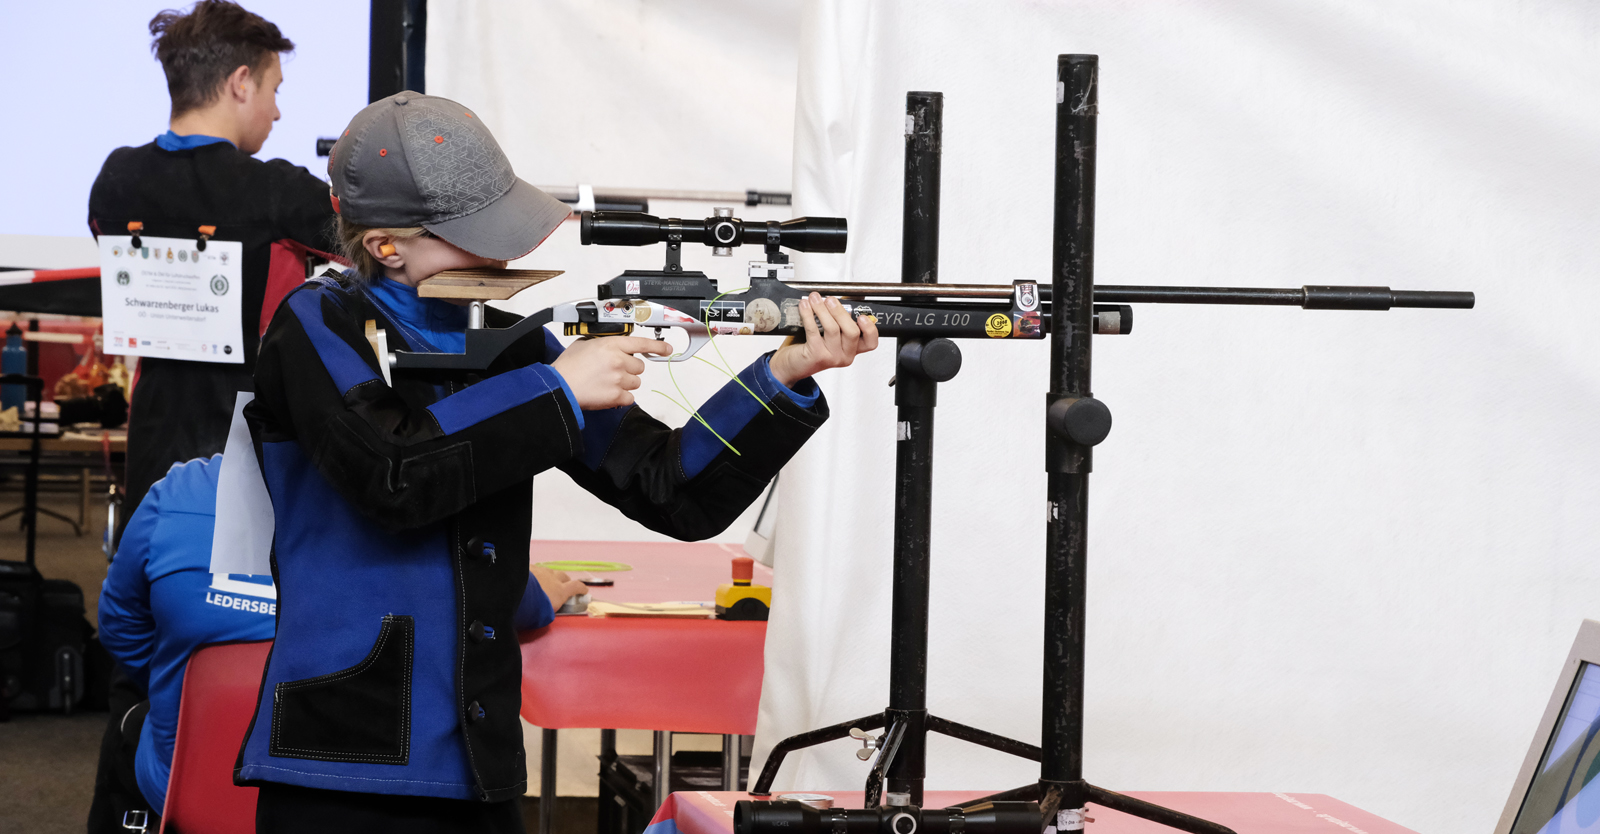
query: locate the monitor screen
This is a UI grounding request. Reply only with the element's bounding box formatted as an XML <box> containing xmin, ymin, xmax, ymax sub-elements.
<box><xmin>1514</xmin><ymin>661</ymin><xmax>1600</xmax><ymax>833</ymax></box>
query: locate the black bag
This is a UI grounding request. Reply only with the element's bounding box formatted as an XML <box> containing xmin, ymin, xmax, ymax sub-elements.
<box><xmin>0</xmin><ymin>559</ymin><xmax>94</xmax><ymax>716</ymax></box>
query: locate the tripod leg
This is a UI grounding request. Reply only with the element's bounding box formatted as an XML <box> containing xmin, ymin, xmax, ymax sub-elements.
<box><xmin>862</xmin><ymin>719</ymin><xmax>906</xmax><ymax>809</ymax></box>
<box><xmin>748</xmin><ymin>712</ymin><xmax>886</xmax><ymax>796</ymax></box>
<box><xmin>1083</xmin><ymin>784</ymin><xmax>1237</xmax><ymax>834</ymax></box>
<box><xmin>951</xmin><ymin>783</ymin><xmax>1041</xmax><ymax>810</ymax></box>
<box><xmin>926</xmin><ymin>715</ymin><xmax>1041</xmax><ymax>762</ymax></box>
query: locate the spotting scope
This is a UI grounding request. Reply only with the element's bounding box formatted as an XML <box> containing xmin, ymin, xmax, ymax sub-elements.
<box><xmin>580</xmin><ymin>210</ymin><xmax>848</xmax><ymax>254</ymax></box>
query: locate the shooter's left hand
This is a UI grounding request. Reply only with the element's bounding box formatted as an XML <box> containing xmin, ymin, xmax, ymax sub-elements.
<box><xmin>532</xmin><ymin>565</ymin><xmax>587</xmax><ymax>612</ymax></box>
<box><xmin>769</xmin><ymin>293</ymin><xmax>880</xmax><ymax>387</ymax></box>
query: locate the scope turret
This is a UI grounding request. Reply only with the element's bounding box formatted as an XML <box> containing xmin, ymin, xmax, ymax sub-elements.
<box><xmin>580</xmin><ymin>211</ymin><xmax>847</xmax><ymax>254</ymax></box>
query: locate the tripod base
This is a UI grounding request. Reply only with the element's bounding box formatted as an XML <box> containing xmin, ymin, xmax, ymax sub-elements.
<box><xmin>750</xmin><ymin>712</ymin><xmax>1040</xmax><ymax>799</ymax></box>
<box><xmin>956</xmin><ymin>781</ymin><xmax>1237</xmax><ymax>834</ymax></box>
<box><xmin>736</xmin><ymin>789</ymin><xmax>1235</xmax><ymax>834</ymax></box>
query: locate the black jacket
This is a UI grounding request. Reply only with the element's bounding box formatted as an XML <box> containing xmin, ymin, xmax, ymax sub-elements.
<box><xmin>89</xmin><ymin>139</ymin><xmax>338</xmax><ymax>524</ymax></box>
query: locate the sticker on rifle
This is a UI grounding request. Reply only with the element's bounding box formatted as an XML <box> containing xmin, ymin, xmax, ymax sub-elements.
<box><xmin>625</xmin><ymin>279</ymin><xmax>641</xmax><ymax>295</ymax></box>
<box><xmin>699</xmin><ymin>300</ymin><xmax>745</xmax><ymax>323</ymax></box>
<box><xmin>746</xmin><ymin>298</ymin><xmax>780</xmax><ymax>332</ymax></box>
<box><xmin>780</xmin><ymin>298</ymin><xmax>802</xmax><ymax>328</ymax></box>
<box><xmin>985</xmin><ymin>313</ymin><xmax>1012</xmax><ymax>338</ymax></box>
<box><xmin>633</xmin><ymin>303</ymin><xmax>653</xmax><ymax>322</ymax></box>
<box><xmin>1015</xmin><ymin>311</ymin><xmax>1042</xmax><ymax>338</ymax></box>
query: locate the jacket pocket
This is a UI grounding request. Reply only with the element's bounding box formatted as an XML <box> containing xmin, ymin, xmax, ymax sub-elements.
<box><xmin>270</xmin><ymin>614</ymin><xmax>412</xmax><ymax>765</ymax></box>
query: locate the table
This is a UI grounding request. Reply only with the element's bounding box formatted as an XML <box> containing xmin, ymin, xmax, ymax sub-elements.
<box><xmin>0</xmin><ymin>429</ymin><xmax>128</xmax><ymax>454</ymax></box>
<box><xmin>648</xmin><ymin>790</ymin><xmax>1421</xmax><ymax>834</ymax></box>
<box><xmin>519</xmin><ymin>539</ymin><xmax>773</xmax><ymax>834</ymax></box>
<box><xmin>0</xmin><ymin>428</ymin><xmax>124</xmax><ymax>542</ymax></box>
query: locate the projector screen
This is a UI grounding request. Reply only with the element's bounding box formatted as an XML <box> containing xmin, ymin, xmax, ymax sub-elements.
<box><xmin>0</xmin><ymin>1</ymin><xmax>368</xmax><ymax>241</ymax></box>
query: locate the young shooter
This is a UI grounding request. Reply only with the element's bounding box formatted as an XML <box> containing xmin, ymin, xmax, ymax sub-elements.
<box><xmin>234</xmin><ymin>93</ymin><xmax>876</xmax><ymax>833</ymax></box>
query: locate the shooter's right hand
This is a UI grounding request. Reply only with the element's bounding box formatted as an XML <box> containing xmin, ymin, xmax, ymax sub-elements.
<box><xmin>549</xmin><ymin>336</ymin><xmax>672</xmax><ymax>409</ymax></box>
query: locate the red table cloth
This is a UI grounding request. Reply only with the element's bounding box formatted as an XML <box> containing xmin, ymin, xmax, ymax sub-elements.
<box><xmin>518</xmin><ymin>539</ymin><xmax>772</xmax><ymax>734</ymax></box>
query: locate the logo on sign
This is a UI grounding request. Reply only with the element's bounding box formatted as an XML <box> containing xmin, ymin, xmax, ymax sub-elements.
<box><xmin>210</xmin><ymin>275</ymin><xmax>229</xmax><ymax>296</ymax></box>
<box><xmin>116</xmin><ymin>270</ymin><xmax>130</xmax><ymax>286</ymax></box>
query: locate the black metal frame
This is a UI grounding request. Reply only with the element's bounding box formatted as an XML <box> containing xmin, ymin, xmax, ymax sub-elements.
<box><xmin>0</xmin><ymin>373</ymin><xmax>46</xmax><ymax>566</ymax></box>
<box><xmin>750</xmin><ymin>93</ymin><xmax>1049</xmax><ymax>811</ymax></box>
<box><xmin>369</xmin><ymin>0</ymin><xmax>427</xmax><ymax>102</ymax></box>
<box><xmin>741</xmin><ymin>54</ymin><xmax>1473</xmax><ymax>834</ymax></box>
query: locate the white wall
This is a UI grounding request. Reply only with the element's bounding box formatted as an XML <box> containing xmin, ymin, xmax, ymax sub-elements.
<box><xmin>0</xmin><ymin>1</ymin><xmax>367</xmax><ymax>239</ymax></box>
<box><xmin>429</xmin><ymin>0</ymin><xmax>803</xmax><ymax>544</ymax></box>
<box><xmin>754</xmin><ymin>3</ymin><xmax>1600</xmax><ymax>834</ymax></box>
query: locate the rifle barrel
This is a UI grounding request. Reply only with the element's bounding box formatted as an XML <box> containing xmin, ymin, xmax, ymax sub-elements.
<box><xmin>784</xmin><ymin>282</ymin><xmax>1474</xmax><ymax>310</ymax></box>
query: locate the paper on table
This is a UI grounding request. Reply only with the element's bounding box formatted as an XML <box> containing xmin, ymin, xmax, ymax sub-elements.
<box><xmin>587</xmin><ymin>601</ymin><xmax>715</xmax><ymax>619</ymax></box>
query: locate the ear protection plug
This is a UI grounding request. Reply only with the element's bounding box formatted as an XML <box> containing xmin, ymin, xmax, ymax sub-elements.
<box><xmin>379</xmin><ymin>244</ymin><xmax>396</xmax><ymax>257</ymax></box>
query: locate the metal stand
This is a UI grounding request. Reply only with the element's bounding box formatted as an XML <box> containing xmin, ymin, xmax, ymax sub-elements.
<box><xmin>654</xmin><ymin>731</ymin><xmax>673</xmax><ymax>811</ymax></box>
<box><xmin>749</xmin><ymin>58</ymin><xmax>1245</xmax><ymax>834</ymax></box>
<box><xmin>751</xmin><ymin>93</ymin><xmax>1043</xmax><ymax>807</ymax></box>
<box><xmin>1012</xmin><ymin>52</ymin><xmax>1234</xmax><ymax>834</ymax></box>
<box><xmin>0</xmin><ymin>374</ymin><xmax>46</xmax><ymax>565</ymax></box>
<box><xmin>540</xmin><ymin>727</ymin><xmax>558</xmax><ymax>834</ymax></box>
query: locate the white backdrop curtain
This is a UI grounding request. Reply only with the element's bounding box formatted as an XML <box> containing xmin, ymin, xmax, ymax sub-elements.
<box><xmin>430</xmin><ymin>0</ymin><xmax>803</xmax><ymax>545</ymax></box>
<box><xmin>428</xmin><ymin>0</ymin><xmax>805</xmax><ymax>795</ymax></box>
<box><xmin>753</xmin><ymin>3</ymin><xmax>1600</xmax><ymax>834</ymax></box>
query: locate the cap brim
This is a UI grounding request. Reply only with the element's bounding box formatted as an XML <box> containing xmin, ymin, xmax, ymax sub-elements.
<box><xmin>424</xmin><ymin>178</ymin><xmax>572</xmax><ymax>261</ymax></box>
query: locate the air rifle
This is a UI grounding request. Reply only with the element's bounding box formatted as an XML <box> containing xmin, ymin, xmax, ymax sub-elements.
<box><xmin>389</xmin><ymin>209</ymin><xmax>1473</xmax><ymax>373</ymax></box>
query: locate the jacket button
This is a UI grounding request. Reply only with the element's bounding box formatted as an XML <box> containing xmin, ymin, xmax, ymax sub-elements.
<box><xmin>467</xmin><ymin>701</ymin><xmax>485</xmax><ymax>723</ymax></box>
<box><xmin>466</xmin><ymin>536</ymin><xmax>497</xmax><ymax>565</ymax></box>
<box><xmin>468</xmin><ymin>620</ymin><xmax>496</xmax><ymax>643</ymax></box>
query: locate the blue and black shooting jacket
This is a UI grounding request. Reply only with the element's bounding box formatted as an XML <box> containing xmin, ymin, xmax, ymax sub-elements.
<box><xmin>233</xmin><ymin>273</ymin><xmax>825</xmax><ymax>801</ymax></box>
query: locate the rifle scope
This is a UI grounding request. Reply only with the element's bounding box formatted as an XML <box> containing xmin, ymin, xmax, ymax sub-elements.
<box><xmin>580</xmin><ymin>211</ymin><xmax>848</xmax><ymax>254</ymax></box>
<box><xmin>734</xmin><ymin>800</ymin><xmax>1041</xmax><ymax>834</ymax></box>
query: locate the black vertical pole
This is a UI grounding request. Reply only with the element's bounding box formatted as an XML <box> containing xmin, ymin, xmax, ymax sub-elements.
<box><xmin>884</xmin><ymin>91</ymin><xmax>944</xmax><ymax>808</ymax></box>
<box><xmin>403</xmin><ymin>0</ymin><xmax>428</xmax><ymax>94</ymax></box>
<box><xmin>369</xmin><ymin>0</ymin><xmax>427</xmax><ymax>102</ymax></box>
<box><xmin>1041</xmin><ymin>54</ymin><xmax>1098</xmax><ymax>818</ymax></box>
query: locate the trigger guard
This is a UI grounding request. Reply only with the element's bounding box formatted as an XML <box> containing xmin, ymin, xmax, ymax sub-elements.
<box><xmin>646</xmin><ymin>332</ymin><xmax>710</xmax><ymax>363</ymax></box>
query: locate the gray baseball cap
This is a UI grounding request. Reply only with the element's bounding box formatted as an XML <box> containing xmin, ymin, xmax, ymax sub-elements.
<box><xmin>327</xmin><ymin>92</ymin><xmax>570</xmax><ymax>261</ymax></box>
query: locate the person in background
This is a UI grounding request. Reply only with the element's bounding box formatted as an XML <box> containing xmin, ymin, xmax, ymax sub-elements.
<box><xmin>87</xmin><ymin>452</ymin><xmax>589</xmax><ymax>830</ymax></box>
<box><xmin>87</xmin><ymin>455</ymin><xmax>274</xmax><ymax>831</ymax></box>
<box><xmin>88</xmin><ymin>0</ymin><xmax>339</xmax><ymax>538</ymax></box>
<box><xmin>86</xmin><ymin>3</ymin><xmax>336</xmax><ymax>827</ymax></box>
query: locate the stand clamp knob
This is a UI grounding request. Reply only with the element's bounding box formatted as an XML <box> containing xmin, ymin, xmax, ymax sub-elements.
<box><xmin>1048</xmin><ymin>396</ymin><xmax>1112</xmax><ymax>446</ymax></box>
<box><xmin>848</xmin><ymin>727</ymin><xmax>880</xmax><ymax>761</ymax></box>
<box><xmin>897</xmin><ymin>338</ymin><xmax>961</xmax><ymax>382</ymax></box>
